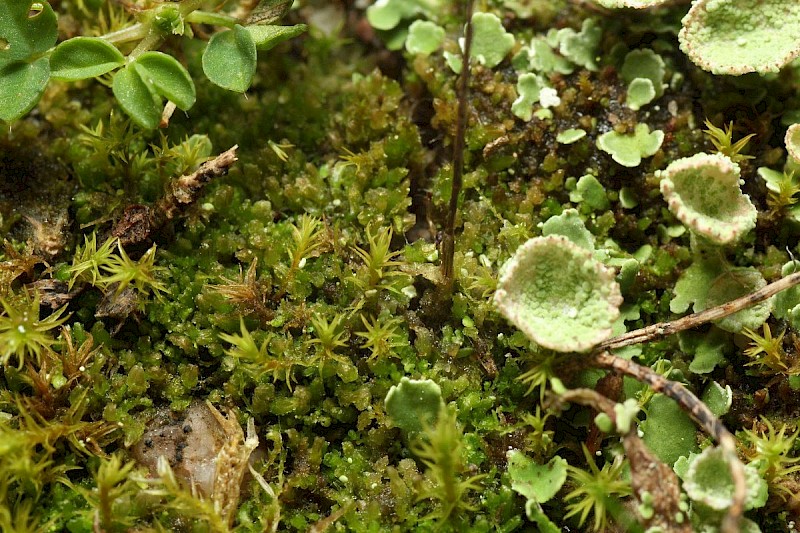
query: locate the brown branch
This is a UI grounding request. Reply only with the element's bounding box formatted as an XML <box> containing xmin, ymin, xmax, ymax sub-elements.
<box><xmin>111</xmin><ymin>145</ymin><xmax>239</xmax><ymax>247</ymax></box>
<box><xmin>598</xmin><ymin>271</ymin><xmax>800</xmax><ymax>352</ymax></box>
<box><xmin>151</xmin><ymin>145</ymin><xmax>239</xmax><ymax>230</ymax></box>
<box><xmin>590</xmin><ymin>351</ymin><xmax>745</xmax><ymax>533</ymax></box>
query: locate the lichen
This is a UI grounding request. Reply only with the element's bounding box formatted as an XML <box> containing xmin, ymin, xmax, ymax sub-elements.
<box><xmin>659</xmin><ymin>153</ymin><xmax>756</xmax><ymax>245</ymax></box>
<box><xmin>597</xmin><ymin>123</ymin><xmax>664</xmax><ymax>167</ymax></box>
<box><xmin>494</xmin><ymin>236</ymin><xmax>623</xmax><ymax>352</ymax></box>
<box><xmin>679</xmin><ymin>0</ymin><xmax>800</xmax><ymax>75</ymax></box>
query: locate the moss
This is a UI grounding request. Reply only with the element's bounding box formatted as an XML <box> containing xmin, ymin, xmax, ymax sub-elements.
<box><xmin>4</xmin><ymin>0</ymin><xmax>800</xmax><ymax>530</ymax></box>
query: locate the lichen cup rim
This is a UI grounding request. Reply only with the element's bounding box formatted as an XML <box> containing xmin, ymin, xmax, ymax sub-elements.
<box><xmin>679</xmin><ymin>0</ymin><xmax>800</xmax><ymax>75</ymax></box>
<box><xmin>659</xmin><ymin>152</ymin><xmax>756</xmax><ymax>245</ymax></box>
<box><xmin>494</xmin><ymin>235</ymin><xmax>623</xmax><ymax>353</ymax></box>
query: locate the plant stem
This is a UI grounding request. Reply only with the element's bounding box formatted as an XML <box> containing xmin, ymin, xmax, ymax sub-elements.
<box><xmin>126</xmin><ymin>30</ymin><xmax>164</xmax><ymax>61</ymax></box>
<box><xmin>597</xmin><ymin>271</ymin><xmax>800</xmax><ymax>351</ymax></box>
<box><xmin>179</xmin><ymin>0</ymin><xmax>208</xmax><ymax>17</ymax></box>
<box><xmin>101</xmin><ymin>23</ymin><xmax>150</xmax><ymax>45</ymax></box>
<box><xmin>440</xmin><ymin>0</ymin><xmax>473</xmax><ymax>286</ymax></box>
<box><xmin>185</xmin><ymin>10</ymin><xmax>238</xmax><ymax>27</ymax></box>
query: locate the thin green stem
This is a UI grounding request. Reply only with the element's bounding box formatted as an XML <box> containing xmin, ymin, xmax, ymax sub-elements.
<box><xmin>100</xmin><ymin>23</ymin><xmax>150</xmax><ymax>45</ymax></box>
<box><xmin>185</xmin><ymin>10</ymin><xmax>238</xmax><ymax>27</ymax></box>
<box><xmin>179</xmin><ymin>0</ymin><xmax>209</xmax><ymax>16</ymax></box>
<box><xmin>126</xmin><ymin>31</ymin><xmax>164</xmax><ymax>61</ymax></box>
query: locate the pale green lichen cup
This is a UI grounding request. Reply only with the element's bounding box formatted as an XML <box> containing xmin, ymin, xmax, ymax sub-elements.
<box><xmin>494</xmin><ymin>236</ymin><xmax>623</xmax><ymax>352</ymax></box>
<box><xmin>659</xmin><ymin>152</ymin><xmax>757</xmax><ymax>245</ymax></box>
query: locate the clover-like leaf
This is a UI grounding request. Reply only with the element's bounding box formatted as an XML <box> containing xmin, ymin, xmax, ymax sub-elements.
<box><xmin>679</xmin><ymin>0</ymin><xmax>800</xmax><ymax>75</ymax></box>
<box><xmin>697</xmin><ymin>268</ymin><xmax>771</xmax><ymax>333</ymax></box>
<box><xmin>247</xmin><ymin>24</ymin><xmax>307</xmax><ymax>51</ymax></box>
<box><xmin>0</xmin><ymin>1</ymin><xmax>57</xmax><ymax>122</ymax></box>
<box><xmin>555</xmin><ymin>18</ymin><xmax>601</xmax><ymax>71</ymax></box>
<box><xmin>112</xmin><ymin>66</ymin><xmax>162</xmax><ymax>130</ymax></box>
<box><xmin>596</xmin><ymin>123</ymin><xmax>664</xmax><ymax>167</ymax></box>
<box><xmin>701</xmin><ymin>381</ymin><xmax>732</xmax><ymax>418</ymax></box>
<box><xmin>203</xmin><ymin>25</ymin><xmax>257</xmax><ymax>93</ymax></box>
<box><xmin>511</xmin><ymin>73</ymin><xmax>545</xmax><ymax>121</ymax></box>
<box><xmin>774</xmin><ymin>261</ymin><xmax>800</xmax><ymax>329</ymax></box>
<box><xmin>366</xmin><ymin>0</ymin><xmax>425</xmax><ymax>31</ymax></box>
<box><xmin>133</xmin><ymin>51</ymin><xmax>195</xmax><ymax>110</ymax></box>
<box><xmin>621</xmin><ymin>49</ymin><xmax>666</xmax><ymax>98</ymax></box>
<box><xmin>494</xmin><ymin>236</ymin><xmax>623</xmax><ymax>352</ymax></box>
<box><xmin>640</xmin><ymin>394</ymin><xmax>699</xmax><ymax>466</ymax></box>
<box><xmin>625</xmin><ymin>78</ymin><xmax>655</xmax><ymax>110</ymax></box>
<box><xmin>384</xmin><ymin>377</ymin><xmax>444</xmax><ymax>435</ymax></box>
<box><xmin>541</xmin><ymin>209</ymin><xmax>595</xmax><ymax>251</ymax></box>
<box><xmin>659</xmin><ymin>152</ymin><xmax>756</xmax><ymax>245</ymax></box>
<box><xmin>556</xmin><ymin>128</ymin><xmax>586</xmax><ymax>144</ymax></box>
<box><xmin>50</xmin><ymin>37</ymin><xmax>125</xmax><ymax>81</ymax></box>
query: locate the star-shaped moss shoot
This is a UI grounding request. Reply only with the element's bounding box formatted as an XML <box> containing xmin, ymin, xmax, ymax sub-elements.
<box><xmin>659</xmin><ymin>153</ymin><xmax>757</xmax><ymax>245</ymax></box>
<box><xmin>494</xmin><ymin>236</ymin><xmax>623</xmax><ymax>352</ymax></box>
<box><xmin>679</xmin><ymin>0</ymin><xmax>800</xmax><ymax>75</ymax></box>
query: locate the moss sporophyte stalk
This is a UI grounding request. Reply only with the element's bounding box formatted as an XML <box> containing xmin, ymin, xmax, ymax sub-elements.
<box><xmin>6</xmin><ymin>0</ymin><xmax>800</xmax><ymax>531</ymax></box>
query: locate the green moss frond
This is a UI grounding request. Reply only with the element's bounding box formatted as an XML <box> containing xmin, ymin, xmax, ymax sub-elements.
<box><xmin>77</xmin><ymin>114</ymin><xmax>141</xmax><ymax>169</ymax></box>
<box><xmin>0</xmin><ymin>290</ymin><xmax>69</xmax><ymax>369</ymax></box>
<box><xmin>142</xmin><ymin>456</ymin><xmax>230</xmax><ymax>533</ymax></box>
<box><xmin>67</xmin><ymin>233</ymin><xmax>117</xmax><ymax>289</ymax></box>
<box><xmin>0</xmin><ymin>242</ymin><xmax>43</xmax><ymax>295</ymax></box>
<box><xmin>740</xmin><ymin>418</ymin><xmax>800</xmax><ymax>491</ymax></box>
<box><xmin>703</xmin><ymin>119</ymin><xmax>755</xmax><ymax>162</ymax></box>
<box><xmin>210</xmin><ymin>260</ymin><xmax>273</xmax><ymax>321</ymax></box>
<box><xmin>152</xmin><ymin>133</ymin><xmax>212</xmax><ymax>177</ymax></box>
<box><xmin>766</xmin><ymin>171</ymin><xmax>800</xmax><ymax>213</ymax></box>
<box><xmin>352</xmin><ymin>226</ymin><xmax>406</xmax><ymax>292</ymax></box>
<box><xmin>356</xmin><ymin>314</ymin><xmax>404</xmax><ymax>361</ymax></box>
<box><xmin>518</xmin><ymin>352</ymin><xmax>563</xmax><ymax>401</ymax></box>
<box><xmin>742</xmin><ymin>324</ymin><xmax>793</xmax><ymax>374</ymax></box>
<box><xmin>411</xmin><ymin>408</ymin><xmax>486</xmax><ymax>522</ymax></box>
<box><xmin>520</xmin><ymin>407</ymin><xmax>556</xmax><ymax>460</ymax></box>
<box><xmin>0</xmin><ymin>493</ymin><xmax>47</xmax><ymax>533</ymax></box>
<box><xmin>276</xmin><ymin>215</ymin><xmax>326</xmax><ymax>300</ymax></box>
<box><xmin>288</xmin><ymin>214</ymin><xmax>325</xmax><ymax>271</ymax></box>
<box><xmin>306</xmin><ymin>313</ymin><xmax>351</xmax><ymax>375</ymax></box>
<box><xmin>100</xmin><ymin>241</ymin><xmax>168</xmax><ymax>299</ymax></box>
<box><xmin>75</xmin><ymin>454</ymin><xmax>141</xmax><ymax>531</ymax></box>
<box><xmin>564</xmin><ymin>446</ymin><xmax>632</xmax><ymax>531</ymax></box>
<box><xmin>220</xmin><ymin>318</ymin><xmax>298</xmax><ymax>388</ymax></box>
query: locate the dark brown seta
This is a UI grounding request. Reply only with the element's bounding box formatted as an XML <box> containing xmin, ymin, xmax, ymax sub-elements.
<box><xmin>440</xmin><ymin>0</ymin><xmax>474</xmax><ymax>287</ymax></box>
